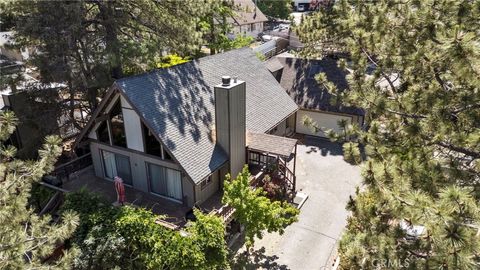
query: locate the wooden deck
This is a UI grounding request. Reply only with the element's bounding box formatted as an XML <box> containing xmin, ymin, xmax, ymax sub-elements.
<box><xmin>200</xmin><ymin>191</ymin><xmax>235</xmax><ymax>223</ymax></box>
<box><xmin>61</xmin><ymin>166</ymin><xmax>190</xmax><ymax>227</ymax></box>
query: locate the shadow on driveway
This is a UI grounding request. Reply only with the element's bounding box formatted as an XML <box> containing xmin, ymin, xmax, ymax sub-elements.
<box><xmin>231</xmin><ymin>247</ymin><xmax>290</xmax><ymax>270</ymax></box>
<box><xmin>302</xmin><ymin>136</ymin><xmax>343</xmax><ymax>157</ymax></box>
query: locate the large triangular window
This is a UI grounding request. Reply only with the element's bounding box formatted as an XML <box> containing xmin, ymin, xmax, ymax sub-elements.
<box><xmin>95</xmin><ymin>98</ymin><xmax>127</xmax><ymax>148</ymax></box>
<box><xmin>142</xmin><ymin>122</ymin><xmax>172</xmax><ymax>160</ymax></box>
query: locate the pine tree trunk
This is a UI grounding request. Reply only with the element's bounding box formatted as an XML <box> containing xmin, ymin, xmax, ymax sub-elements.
<box><xmin>98</xmin><ymin>0</ymin><xmax>123</xmax><ymax>79</ymax></box>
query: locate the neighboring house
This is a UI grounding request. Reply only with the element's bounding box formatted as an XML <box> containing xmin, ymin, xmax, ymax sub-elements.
<box><xmin>0</xmin><ymin>31</ymin><xmax>31</xmax><ymax>62</ymax></box>
<box><xmin>1</xmin><ymin>80</ymin><xmax>78</xmax><ymax>159</ymax></box>
<box><xmin>230</xmin><ymin>0</ymin><xmax>268</xmax><ymax>38</ymax></box>
<box><xmin>74</xmin><ymin>48</ymin><xmax>298</xmax><ymax>208</ymax></box>
<box><xmin>269</xmin><ymin>53</ymin><xmax>365</xmax><ymax>138</ymax></box>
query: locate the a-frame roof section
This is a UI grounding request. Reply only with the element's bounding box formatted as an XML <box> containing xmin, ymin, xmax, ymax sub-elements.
<box><xmin>77</xmin><ymin>48</ymin><xmax>297</xmax><ymax>184</ymax></box>
<box><xmin>74</xmin><ymin>86</ymin><xmax>118</xmax><ymax>148</ymax></box>
<box><xmin>75</xmin><ymin>86</ymin><xmax>229</xmax><ymax>185</ymax></box>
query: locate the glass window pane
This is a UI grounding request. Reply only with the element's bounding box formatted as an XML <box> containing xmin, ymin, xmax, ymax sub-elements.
<box><xmin>142</xmin><ymin>123</ymin><xmax>162</xmax><ymax>157</ymax></box>
<box><xmin>148</xmin><ymin>164</ymin><xmax>167</xmax><ymax>196</ymax></box>
<box><xmin>102</xmin><ymin>150</ymin><xmax>117</xmax><ymax>179</ymax></box>
<box><xmin>166</xmin><ymin>168</ymin><xmax>182</xmax><ymax>200</ymax></box>
<box><xmin>110</xmin><ymin>100</ymin><xmax>127</xmax><ymax>147</ymax></box>
<box><xmin>97</xmin><ymin>121</ymin><xmax>110</xmax><ymax>144</ymax></box>
<box><xmin>115</xmin><ymin>154</ymin><xmax>132</xmax><ymax>185</ymax></box>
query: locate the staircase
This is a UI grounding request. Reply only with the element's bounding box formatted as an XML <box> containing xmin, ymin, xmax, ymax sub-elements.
<box><xmin>277</xmin><ymin>158</ymin><xmax>296</xmax><ymax>192</ymax></box>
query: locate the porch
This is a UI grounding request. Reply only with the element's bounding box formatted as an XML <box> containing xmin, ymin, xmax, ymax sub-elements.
<box><xmin>60</xmin><ymin>166</ymin><xmax>190</xmax><ymax>228</ymax></box>
<box><xmin>246</xmin><ymin>132</ymin><xmax>298</xmax><ymax>194</ymax></box>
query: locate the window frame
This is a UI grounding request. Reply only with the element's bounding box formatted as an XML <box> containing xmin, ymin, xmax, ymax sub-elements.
<box><xmin>200</xmin><ymin>175</ymin><xmax>213</xmax><ymax>190</ymax></box>
<box><xmin>146</xmin><ymin>162</ymin><xmax>183</xmax><ymax>203</ymax></box>
<box><xmin>101</xmin><ymin>149</ymin><xmax>133</xmax><ymax>186</ymax></box>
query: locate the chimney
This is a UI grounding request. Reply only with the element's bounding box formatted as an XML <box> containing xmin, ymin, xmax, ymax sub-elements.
<box><xmin>214</xmin><ymin>76</ymin><xmax>246</xmax><ymax>178</ymax></box>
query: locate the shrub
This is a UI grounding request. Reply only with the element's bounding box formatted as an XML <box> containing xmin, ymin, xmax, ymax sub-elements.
<box><xmin>62</xmin><ymin>190</ymin><xmax>228</xmax><ymax>270</ymax></box>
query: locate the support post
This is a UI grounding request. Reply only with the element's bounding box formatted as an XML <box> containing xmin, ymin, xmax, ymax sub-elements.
<box><xmin>293</xmin><ymin>143</ymin><xmax>297</xmax><ymax>192</ymax></box>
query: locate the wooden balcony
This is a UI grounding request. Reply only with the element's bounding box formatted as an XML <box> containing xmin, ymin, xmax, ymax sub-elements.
<box><xmin>46</xmin><ymin>165</ymin><xmax>190</xmax><ymax>229</ymax></box>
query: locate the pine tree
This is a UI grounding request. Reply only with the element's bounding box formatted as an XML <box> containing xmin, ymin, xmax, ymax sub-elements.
<box><xmin>256</xmin><ymin>0</ymin><xmax>292</xmax><ymax>20</ymax></box>
<box><xmin>8</xmin><ymin>0</ymin><xmax>233</xmax><ymax>123</ymax></box>
<box><xmin>297</xmin><ymin>0</ymin><xmax>480</xmax><ymax>268</ymax></box>
<box><xmin>0</xmin><ymin>111</ymin><xmax>79</xmax><ymax>268</ymax></box>
<box><xmin>222</xmin><ymin>166</ymin><xmax>299</xmax><ymax>249</ymax></box>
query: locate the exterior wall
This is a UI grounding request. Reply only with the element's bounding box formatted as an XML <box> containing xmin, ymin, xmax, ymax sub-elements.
<box><xmin>287</xmin><ymin>114</ymin><xmax>295</xmax><ymax>134</ymax></box>
<box><xmin>296</xmin><ymin>109</ymin><xmax>360</xmax><ymax>137</ymax></box>
<box><xmin>194</xmin><ymin>162</ymin><xmax>229</xmax><ymax>205</ymax></box>
<box><xmin>231</xmin><ymin>22</ymin><xmax>264</xmax><ymax>38</ymax></box>
<box><xmin>90</xmin><ymin>141</ymin><xmax>195</xmax><ymax>207</ymax></box>
<box><xmin>269</xmin><ymin>114</ymin><xmax>295</xmax><ymax>136</ymax></box>
<box><xmin>270</xmin><ymin>119</ymin><xmax>286</xmax><ymax>136</ymax></box>
<box><xmin>121</xmin><ymin>96</ymin><xmax>144</xmax><ymax>152</ymax></box>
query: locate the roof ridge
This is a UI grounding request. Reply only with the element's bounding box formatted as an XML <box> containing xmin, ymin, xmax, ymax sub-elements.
<box><xmin>115</xmin><ymin>48</ymin><xmax>253</xmax><ymax>85</ymax></box>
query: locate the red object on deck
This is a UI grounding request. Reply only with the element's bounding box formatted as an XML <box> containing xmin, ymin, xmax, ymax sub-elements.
<box><xmin>114</xmin><ymin>176</ymin><xmax>125</xmax><ymax>204</ymax></box>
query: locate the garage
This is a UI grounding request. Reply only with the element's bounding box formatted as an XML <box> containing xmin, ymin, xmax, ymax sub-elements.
<box><xmin>295</xmin><ymin>110</ymin><xmax>353</xmax><ymax>138</ymax></box>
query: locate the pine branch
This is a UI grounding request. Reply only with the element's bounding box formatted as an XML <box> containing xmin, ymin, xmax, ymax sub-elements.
<box><xmin>360</xmin><ymin>47</ymin><xmax>398</xmax><ymax>96</ymax></box>
<box><xmin>434</xmin><ymin>141</ymin><xmax>480</xmax><ymax>159</ymax></box>
<box><xmin>451</xmin><ymin>103</ymin><xmax>480</xmax><ymax>114</ymax></box>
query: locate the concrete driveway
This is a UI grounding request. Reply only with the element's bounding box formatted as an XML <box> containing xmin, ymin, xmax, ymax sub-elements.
<box><xmin>249</xmin><ymin>137</ymin><xmax>362</xmax><ymax>270</ymax></box>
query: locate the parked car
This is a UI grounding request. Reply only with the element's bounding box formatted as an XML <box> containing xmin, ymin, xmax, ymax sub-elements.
<box><xmin>279</xmin><ymin>24</ymin><xmax>290</xmax><ymax>31</ymax></box>
<box><xmin>297</xmin><ymin>5</ymin><xmax>306</xmax><ymax>12</ymax></box>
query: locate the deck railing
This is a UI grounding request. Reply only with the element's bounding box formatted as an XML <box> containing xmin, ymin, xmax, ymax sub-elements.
<box><xmin>48</xmin><ymin>153</ymin><xmax>92</xmax><ymax>184</ymax></box>
<box><xmin>215</xmin><ymin>205</ymin><xmax>236</xmax><ymax>223</ymax></box>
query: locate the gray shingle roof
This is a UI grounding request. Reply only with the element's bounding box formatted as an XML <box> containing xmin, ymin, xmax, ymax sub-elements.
<box><xmin>231</xmin><ymin>0</ymin><xmax>268</xmax><ymax>26</ymax></box>
<box><xmin>247</xmin><ymin>132</ymin><xmax>297</xmax><ymax>158</ymax></box>
<box><xmin>264</xmin><ymin>57</ymin><xmax>284</xmax><ymax>73</ymax></box>
<box><xmin>277</xmin><ymin>56</ymin><xmax>365</xmax><ymax>116</ymax></box>
<box><xmin>115</xmin><ymin>48</ymin><xmax>298</xmax><ymax>184</ymax></box>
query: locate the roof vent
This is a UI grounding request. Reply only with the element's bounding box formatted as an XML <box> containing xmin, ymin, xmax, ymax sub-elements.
<box><xmin>221</xmin><ymin>76</ymin><xmax>231</xmax><ymax>86</ymax></box>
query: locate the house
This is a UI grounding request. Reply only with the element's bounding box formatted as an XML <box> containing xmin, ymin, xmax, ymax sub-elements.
<box><xmin>229</xmin><ymin>0</ymin><xmax>268</xmax><ymax>38</ymax></box>
<box><xmin>0</xmin><ymin>31</ymin><xmax>31</xmax><ymax>62</ymax></box>
<box><xmin>269</xmin><ymin>53</ymin><xmax>365</xmax><ymax>138</ymax></box>
<box><xmin>1</xmin><ymin>78</ymin><xmax>82</xmax><ymax>159</ymax></box>
<box><xmin>74</xmin><ymin>48</ymin><xmax>298</xmax><ymax>208</ymax></box>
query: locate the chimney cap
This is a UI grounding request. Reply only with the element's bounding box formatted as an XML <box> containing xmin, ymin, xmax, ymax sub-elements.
<box><xmin>221</xmin><ymin>76</ymin><xmax>231</xmax><ymax>86</ymax></box>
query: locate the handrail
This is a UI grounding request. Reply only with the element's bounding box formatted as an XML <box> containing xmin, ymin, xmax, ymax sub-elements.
<box><xmin>54</xmin><ymin>153</ymin><xmax>91</xmax><ymax>171</ymax></box>
<box><xmin>49</xmin><ymin>153</ymin><xmax>93</xmax><ymax>185</ymax></box>
<box><xmin>39</xmin><ymin>182</ymin><xmax>70</xmax><ymax>193</ymax></box>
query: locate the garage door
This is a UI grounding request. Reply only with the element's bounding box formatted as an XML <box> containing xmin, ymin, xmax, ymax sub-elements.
<box><xmin>296</xmin><ymin>110</ymin><xmax>352</xmax><ymax>137</ymax></box>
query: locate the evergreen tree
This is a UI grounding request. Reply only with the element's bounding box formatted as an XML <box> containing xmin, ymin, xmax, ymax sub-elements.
<box><xmin>256</xmin><ymin>0</ymin><xmax>292</xmax><ymax>20</ymax></box>
<box><xmin>0</xmin><ymin>111</ymin><xmax>79</xmax><ymax>268</ymax></box>
<box><xmin>8</xmin><ymin>0</ymin><xmax>233</xmax><ymax>125</ymax></box>
<box><xmin>223</xmin><ymin>166</ymin><xmax>299</xmax><ymax>249</ymax></box>
<box><xmin>297</xmin><ymin>1</ymin><xmax>480</xmax><ymax>268</ymax></box>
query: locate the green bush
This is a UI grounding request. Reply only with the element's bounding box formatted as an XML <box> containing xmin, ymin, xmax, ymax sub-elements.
<box><xmin>62</xmin><ymin>190</ymin><xmax>228</xmax><ymax>270</ymax></box>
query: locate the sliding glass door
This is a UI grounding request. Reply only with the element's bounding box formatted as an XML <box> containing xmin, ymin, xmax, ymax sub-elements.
<box><xmin>147</xmin><ymin>163</ymin><xmax>182</xmax><ymax>201</ymax></box>
<box><xmin>102</xmin><ymin>150</ymin><xmax>132</xmax><ymax>185</ymax></box>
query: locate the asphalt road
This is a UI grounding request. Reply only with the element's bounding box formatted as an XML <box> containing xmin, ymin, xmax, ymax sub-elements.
<box><xmin>251</xmin><ymin>137</ymin><xmax>362</xmax><ymax>270</ymax></box>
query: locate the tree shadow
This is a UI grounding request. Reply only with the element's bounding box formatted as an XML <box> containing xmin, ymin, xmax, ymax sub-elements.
<box><xmin>304</xmin><ymin>136</ymin><xmax>343</xmax><ymax>156</ymax></box>
<box><xmin>278</xmin><ymin>55</ymin><xmax>364</xmax><ymax>116</ymax></box>
<box><xmin>231</xmin><ymin>247</ymin><xmax>290</xmax><ymax>270</ymax></box>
